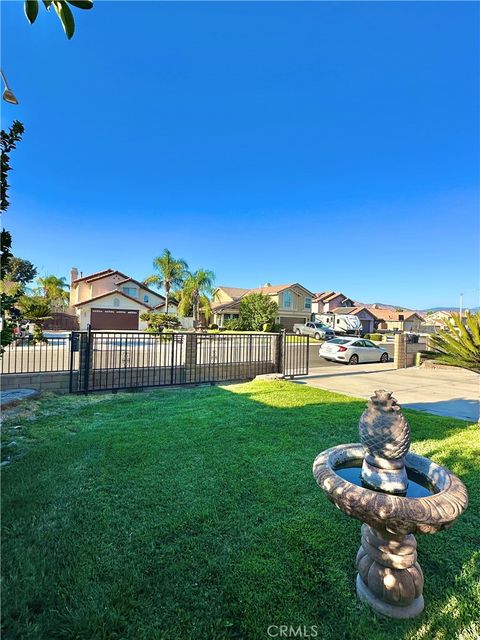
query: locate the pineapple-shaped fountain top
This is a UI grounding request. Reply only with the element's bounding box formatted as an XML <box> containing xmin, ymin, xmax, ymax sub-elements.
<box><xmin>359</xmin><ymin>390</ymin><xmax>410</xmax><ymax>494</ymax></box>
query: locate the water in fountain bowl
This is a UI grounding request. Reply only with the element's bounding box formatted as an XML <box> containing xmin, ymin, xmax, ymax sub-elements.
<box><xmin>334</xmin><ymin>460</ymin><xmax>436</xmax><ymax>498</ymax></box>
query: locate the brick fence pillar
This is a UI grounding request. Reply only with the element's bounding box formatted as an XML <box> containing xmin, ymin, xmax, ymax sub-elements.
<box><xmin>393</xmin><ymin>333</ymin><xmax>406</xmax><ymax>369</ymax></box>
<box><xmin>184</xmin><ymin>333</ymin><xmax>198</xmax><ymax>383</ymax></box>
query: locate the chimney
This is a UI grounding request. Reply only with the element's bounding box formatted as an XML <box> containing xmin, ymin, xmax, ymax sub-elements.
<box><xmin>69</xmin><ymin>268</ymin><xmax>78</xmax><ymax>307</ymax></box>
<box><xmin>70</xmin><ymin>267</ymin><xmax>78</xmax><ymax>286</ymax></box>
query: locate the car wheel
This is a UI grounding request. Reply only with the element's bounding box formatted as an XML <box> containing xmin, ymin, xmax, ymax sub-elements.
<box><xmin>380</xmin><ymin>352</ymin><xmax>389</xmax><ymax>363</ymax></box>
<box><xmin>314</xmin><ymin>332</ymin><xmax>321</xmax><ymax>340</ymax></box>
<box><xmin>295</xmin><ymin>329</ymin><xmax>301</xmax><ymax>335</ymax></box>
<box><xmin>349</xmin><ymin>354</ymin><xmax>359</xmax><ymax>365</ymax></box>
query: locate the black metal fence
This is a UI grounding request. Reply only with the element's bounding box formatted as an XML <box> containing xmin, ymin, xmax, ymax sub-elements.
<box><xmin>1</xmin><ymin>334</ymin><xmax>75</xmax><ymax>374</ymax></box>
<box><xmin>283</xmin><ymin>333</ymin><xmax>310</xmax><ymax>377</ymax></box>
<box><xmin>1</xmin><ymin>329</ymin><xmax>311</xmax><ymax>390</ymax></box>
<box><xmin>74</xmin><ymin>330</ymin><xmax>282</xmax><ymax>393</ymax></box>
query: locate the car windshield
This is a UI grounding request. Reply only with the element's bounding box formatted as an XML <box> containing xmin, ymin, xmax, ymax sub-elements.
<box><xmin>314</xmin><ymin>323</ymin><xmax>328</xmax><ymax>329</ymax></box>
<box><xmin>328</xmin><ymin>338</ymin><xmax>350</xmax><ymax>344</ymax></box>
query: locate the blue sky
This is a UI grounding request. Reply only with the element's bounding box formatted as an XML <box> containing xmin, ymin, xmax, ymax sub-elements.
<box><xmin>1</xmin><ymin>1</ymin><xmax>478</xmax><ymax>309</ymax></box>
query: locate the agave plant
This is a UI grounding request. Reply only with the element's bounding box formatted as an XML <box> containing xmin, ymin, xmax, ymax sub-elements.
<box><xmin>430</xmin><ymin>312</ymin><xmax>480</xmax><ymax>373</ymax></box>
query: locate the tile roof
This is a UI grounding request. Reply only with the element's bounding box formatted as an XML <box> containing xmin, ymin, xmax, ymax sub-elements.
<box><xmin>72</xmin><ymin>269</ymin><xmax>114</xmax><ymax>284</ymax></box>
<box><xmin>247</xmin><ymin>283</ymin><xmax>296</xmax><ymax>295</ymax></box>
<box><xmin>330</xmin><ymin>306</ymin><xmax>375</xmax><ymax>316</ymax></box>
<box><xmin>312</xmin><ymin>290</ymin><xmax>335</xmax><ymax>302</ymax></box>
<box><xmin>312</xmin><ymin>291</ymin><xmax>352</xmax><ymax>303</ymax></box>
<box><xmin>216</xmin><ymin>286</ymin><xmax>250</xmax><ymax>299</ymax></box>
<box><xmin>211</xmin><ymin>299</ymin><xmax>241</xmax><ymax>312</ymax></box>
<box><xmin>366</xmin><ymin>308</ymin><xmax>421</xmax><ymax>321</ymax></box>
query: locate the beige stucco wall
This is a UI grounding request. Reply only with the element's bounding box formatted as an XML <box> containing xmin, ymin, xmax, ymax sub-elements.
<box><xmin>90</xmin><ymin>273</ymin><xmax>126</xmax><ymax>298</ymax></box>
<box><xmin>278</xmin><ymin>287</ymin><xmax>312</xmax><ymax>315</ymax></box>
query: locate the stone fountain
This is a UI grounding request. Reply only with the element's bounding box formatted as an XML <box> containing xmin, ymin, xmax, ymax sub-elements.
<box><xmin>313</xmin><ymin>390</ymin><xmax>468</xmax><ymax>619</ymax></box>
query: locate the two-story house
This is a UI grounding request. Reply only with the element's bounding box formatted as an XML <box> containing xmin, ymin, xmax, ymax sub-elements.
<box><xmin>311</xmin><ymin>291</ymin><xmax>355</xmax><ymax>315</ymax></box>
<box><xmin>211</xmin><ymin>283</ymin><xmax>314</xmax><ymax>330</ymax></box>
<box><xmin>69</xmin><ymin>268</ymin><xmax>177</xmax><ymax>330</ymax></box>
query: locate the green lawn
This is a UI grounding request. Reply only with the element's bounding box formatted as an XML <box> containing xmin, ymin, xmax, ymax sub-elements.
<box><xmin>1</xmin><ymin>380</ymin><xmax>479</xmax><ymax>640</ymax></box>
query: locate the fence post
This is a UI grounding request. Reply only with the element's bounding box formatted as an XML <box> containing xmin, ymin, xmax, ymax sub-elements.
<box><xmin>276</xmin><ymin>329</ymin><xmax>286</xmax><ymax>375</ymax></box>
<box><xmin>393</xmin><ymin>332</ymin><xmax>406</xmax><ymax>369</ymax></box>
<box><xmin>184</xmin><ymin>333</ymin><xmax>197</xmax><ymax>383</ymax></box>
<box><xmin>249</xmin><ymin>334</ymin><xmax>253</xmax><ymax>379</ymax></box>
<box><xmin>68</xmin><ymin>332</ymin><xmax>76</xmax><ymax>393</ymax></box>
<box><xmin>82</xmin><ymin>324</ymin><xmax>92</xmax><ymax>393</ymax></box>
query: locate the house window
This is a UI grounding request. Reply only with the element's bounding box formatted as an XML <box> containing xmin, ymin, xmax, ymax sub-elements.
<box><xmin>113</xmin><ymin>298</ymin><xmax>120</xmax><ymax>307</ymax></box>
<box><xmin>144</xmin><ymin>295</ymin><xmax>149</xmax><ymax>303</ymax></box>
<box><xmin>304</xmin><ymin>297</ymin><xmax>312</xmax><ymax>310</ymax></box>
<box><xmin>283</xmin><ymin>291</ymin><xmax>292</xmax><ymax>309</ymax></box>
<box><xmin>122</xmin><ymin>287</ymin><xmax>137</xmax><ymax>297</ymax></box>
<box><xmin>399</xmin><ymin>315</ymin><xmax>404</xmax><ymax>321</ymax></box>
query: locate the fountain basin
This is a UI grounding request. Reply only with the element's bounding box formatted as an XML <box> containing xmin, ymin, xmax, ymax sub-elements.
<box><xmin>313</xmin><ymin>443</ymin><xmax>468</xmax><ymax>537</ymax></box>
<box><xmin>313</xmin><ymin>391</ymin><xmax>468</xmax><ymax>618</ymax></box>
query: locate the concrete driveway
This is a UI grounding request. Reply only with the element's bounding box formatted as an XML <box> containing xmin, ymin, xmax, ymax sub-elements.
<box><xmin>295</xmin><ymin>363</ymin><xmax>479</xmax><ymax>422</ymax></box>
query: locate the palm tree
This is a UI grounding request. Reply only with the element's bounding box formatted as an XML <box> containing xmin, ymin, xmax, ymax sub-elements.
<box><xmin>144</xmin><ymin>249</ymin><xmax>188</xmax><ymax>313</ymax></box>
<box><xmin>179</xmin><ymin>270</ymin><xmax>215</xmax><ymax>327</ymax></box>
<box><xmin>35</xmin><ymin>275</ymin><xmax>69</xmax><ymax>308</ymax></box>
<box><xmin>17</xmin><ymin>295</ymin><xmax>52</xmax><ymax>342</ymax></box>
<box><xmin>430</xmin><ymin>312</ymin><xmax>480</xmax><ymax>373</ymax></box>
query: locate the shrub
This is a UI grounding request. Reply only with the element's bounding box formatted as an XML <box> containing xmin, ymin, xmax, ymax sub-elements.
<box><xmin>32</xmin><ymin>324</ymin><xmax>47</xmax><ymax>344</ymax></box>
<box><xmin>366</xmin><ymin>333</ymin><xmax>383</xmax><ymax>341</ymax></box>
<box><xmin>239</xmin><ymin>293</ymin><xmax>278</xmax><ymax>331</ymax></box>
<box><xmin>223</xmin><ymin>318</ymin><xmax>243</xmax><ymax>331</ymax></box>
<box><xmin>140</xmin><ymin>312</ymin><xmax>180</xmax><ymax>332</ymax></box>
<box><xmin>208</xmin><ymin>323</ymin><xmax>219</xmax><ymax>330</ymax></box>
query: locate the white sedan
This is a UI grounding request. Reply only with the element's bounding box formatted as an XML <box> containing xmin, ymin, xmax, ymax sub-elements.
<box><xmin>319</xmin><ymin>337</ymin><xmax>390</xmax><ymax>365</ymax></box>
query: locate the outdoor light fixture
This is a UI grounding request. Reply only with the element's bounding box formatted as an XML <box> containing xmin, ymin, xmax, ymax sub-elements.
<box><xmin>0</xmin><ymin>69</ymin><xmax>19</xmax><ymax>105</ymax></box>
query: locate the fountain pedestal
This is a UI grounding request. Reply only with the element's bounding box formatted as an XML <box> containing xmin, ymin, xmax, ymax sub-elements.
<box><xmin>312</xmin><ymin>390</ymin><xmax>468</xmax><ymax>619</ymax></box>
<box><xmin>356</xmin><ymin>524</ymin><xmax>424</xmax><ymax>618</ymax></box>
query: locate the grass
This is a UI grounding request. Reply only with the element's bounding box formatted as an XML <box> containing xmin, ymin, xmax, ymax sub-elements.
<box><xmin>1</xmin><ymin>380</ymin><xmax>479</xmax><ymax>640</ymax></box>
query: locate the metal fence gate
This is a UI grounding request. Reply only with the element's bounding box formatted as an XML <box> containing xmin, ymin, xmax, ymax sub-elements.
<box><xmin>283</xmin><ymin>332</ymin><xmax>309</xmax><ymax>377</ymax></box>
<box><xmin>69</xmin><ymin>329</ymin><xmax>282</xmax><ymax>393</ymax></box>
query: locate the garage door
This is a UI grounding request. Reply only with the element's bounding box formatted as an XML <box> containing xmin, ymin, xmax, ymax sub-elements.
<box><xmin>360</xmin><ymin>319</ymin><xmax>372</xmax><ymax>333</ymax></box>
<box><xmin>91</xmin><ymin>308</ymin><xmax>139</xmax><ymax>330</ymax></box>
<box><xmin>278</xmin><ymin>316</ymin><xmax>308</xmax><ymax>331</ymax></box>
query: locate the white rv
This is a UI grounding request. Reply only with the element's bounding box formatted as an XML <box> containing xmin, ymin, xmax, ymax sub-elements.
<box><xmin>315</xmin><ymin>312</ymin><xmax>362</xmax><ymax>336</ymax></box>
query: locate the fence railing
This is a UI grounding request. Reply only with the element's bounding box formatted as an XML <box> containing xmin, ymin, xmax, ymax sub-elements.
<box><xmin>1</xmin><ymin>334</ymin><xmax>75</xmax><ymax>374</ymax></box>
<box><xmin>1</xmin><ymin>330</ymin><xmax>310</xmax><ymax>389</ymax></box>
<box><xmin>77</xmin><ymin>330</ymin><xmax>281</xmax><ymax>392</ymax></box>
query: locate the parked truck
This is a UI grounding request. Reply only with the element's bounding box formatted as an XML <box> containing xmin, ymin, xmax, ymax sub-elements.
<box><xmin>314</xmin><ymin>312</ymin><xmax>362</xmax><ymax>336</ymax></box>
<box><xmin>292</xmin><ymin>321</ymin><xmax>335</xmax><ymax>341</ymax></box>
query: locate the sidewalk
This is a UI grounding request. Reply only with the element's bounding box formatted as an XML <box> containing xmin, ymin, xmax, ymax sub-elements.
<box><xmin>295</xmin><ymin>363</ymin><xmax>479</xmax><ymax>421</ymax></box>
